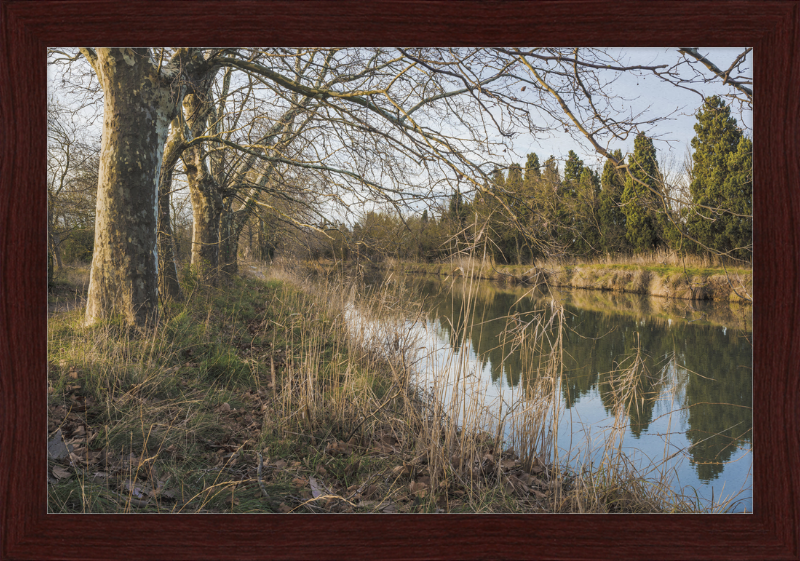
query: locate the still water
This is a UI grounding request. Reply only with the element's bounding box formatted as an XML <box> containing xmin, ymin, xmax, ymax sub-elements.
<box><xmin>392</xmin><ymin>276</ymin><xmax>753</xmax><ymax>512</ymax></box>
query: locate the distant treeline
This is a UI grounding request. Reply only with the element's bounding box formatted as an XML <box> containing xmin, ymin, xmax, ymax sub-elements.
<box><xmin>311</xmin><ymin>96</ymin><xmax>752</xmax><ymax>265</ymax></box>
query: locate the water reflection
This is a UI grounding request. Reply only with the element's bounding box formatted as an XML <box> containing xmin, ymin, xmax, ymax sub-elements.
<box><xmin>407</xmin><ymin>277</ymin><xmax>752</xmax><ymax>491</ymax></box>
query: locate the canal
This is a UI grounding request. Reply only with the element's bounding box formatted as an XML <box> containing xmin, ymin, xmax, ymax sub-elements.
<box><xmin>384</xmin><ymin>275</ymin><xmax>753</xmax><ymax>512</ymax></box>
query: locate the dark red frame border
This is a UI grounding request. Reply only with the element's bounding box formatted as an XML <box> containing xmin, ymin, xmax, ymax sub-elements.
<box><xmin>1</xmin><ymin>1</ymin><xmax>798</xmax><ymax>559</ymax></box>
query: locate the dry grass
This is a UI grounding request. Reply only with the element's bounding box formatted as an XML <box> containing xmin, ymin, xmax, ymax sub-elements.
<box><xmin>47</xmin><ymin>257</ymin><xmax>736</xmax><ymax>514</ymax></box>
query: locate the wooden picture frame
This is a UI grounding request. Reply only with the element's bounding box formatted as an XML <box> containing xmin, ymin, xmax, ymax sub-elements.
<box><xmin>1</xmin><ymin>1</ymin><xmax>797</xmax><ymax>559</ymax></box>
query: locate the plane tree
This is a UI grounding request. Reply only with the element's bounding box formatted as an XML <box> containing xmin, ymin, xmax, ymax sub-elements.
<box><xmin>49</xmin><ymin>47</ymin><xmax>519</xmax><ymax>327</ymax></box>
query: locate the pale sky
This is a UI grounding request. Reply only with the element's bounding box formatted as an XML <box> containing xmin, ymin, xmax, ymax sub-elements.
<box><xmin>48</xmin><ymin>47</ymin><xmax>753</xmax><ymax>222</ymax></box>
<box><xmin>505</xmin><ymin>47</ymin><xmax>752</xmax><ymax>174</ymax></box>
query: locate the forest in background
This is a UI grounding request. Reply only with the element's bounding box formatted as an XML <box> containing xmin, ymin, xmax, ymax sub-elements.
<box><xmin>306</xmin><ymin>96</ymin><xmax>751</xmax><ymax>267</ymax></box>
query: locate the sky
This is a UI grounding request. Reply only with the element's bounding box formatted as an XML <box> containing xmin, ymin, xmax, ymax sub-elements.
<box><xmin>48</xmin><ymin>47</ymin><xmax>753</xmax><ymax>222</ymax></box>
<box><xmin>503</xmin><ymin>47</ymin><xmax>752</xmax><ymax>175</ymax></box>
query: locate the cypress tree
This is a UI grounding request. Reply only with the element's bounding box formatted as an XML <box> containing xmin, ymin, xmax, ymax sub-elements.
<box><xmin>524</xmin><ymin>153</ymin><xmax>541</xmax><ymax>181</ymax></box>
<box><xmin>598</xmin><ymin>150</ymin><xmax>629</xmax><ymax>254</ymax></box>
<box><xmin>621</xmin><ymin>133</ymin><xmax>661</xmax><ymax>252</ymax></box>
<box><xmin>506</xmin><ymin>163</ymin><xmax>523</xmax><ymax>192</ymax></box>
<box><xmin>686</xmin><ymin>96</ymin><xmax>752</xmax><ymax>260</ymax></box>
<box><xmin>564</xmin><ymin>150</ymin><xmax>585</xmax><ymax>185</ymax></box>
<box><xmin>574</xmin><ymin>166</ymin><xmax>602</xmax><ymax>255</ymax></box>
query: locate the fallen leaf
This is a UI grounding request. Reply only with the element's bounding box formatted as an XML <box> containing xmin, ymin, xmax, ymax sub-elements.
<box><xmin>127</xmin><ymin>498</ymin><xmax>151</xmax><ymax>508</ymax></box>
<box><xmin>409</xmin><ymin>480</ymin><xmax>429</xmax><ymax>497</ymax></box>
<box><xmin>122</xmin><ymin>479</ymin><xmax>147</xmax><ymax>499</ymax></box>
<box><xmin>518</xmin><ymin>473</ymin><xmax>543</xmax><ymax>487</ymax></box>
<box><xmin>391</xmin><ymin>465</ymin><xmax>411</xmax><ymax>478</ymax></box>
<box><xmin>309</xmin><ymin>477</ymin><xmax>324</xmax><ymax>499</ymax></box>
<box><xmin>530</xmin><ymin>488</ymin><xmax>547</xmax><ymax>499</ymax></box>
<box><xmin>361</xmin><ymin>484</ymin><xmax>379</xmax><ymax>499</ymax></box>
<box><xmin>160</xmin><ymin>488</ymin><xmax>180</xmax><ymax>501</ymax></box>
<box><xmin>52</xmin><ymin>465</ymin><xmax>71</xmax><ymax>480</ymax></box>
<box><xmin>500</xmin><ymin>458</ymin><xmax>517</xmax><ymax>470</ymax></box>
<box><xmin>47</xmin><ymin>429</ymin><xmax>72</xmax><ymax>460</ymax></box>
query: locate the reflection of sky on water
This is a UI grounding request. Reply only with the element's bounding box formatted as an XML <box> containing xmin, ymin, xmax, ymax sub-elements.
<box><xmin>386</xmin><ymin>279</ymin><xmax>753</xmax><ymax>513</ymax></box>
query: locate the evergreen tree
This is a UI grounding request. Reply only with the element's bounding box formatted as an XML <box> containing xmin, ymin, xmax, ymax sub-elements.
<box><xmin>573</xmin><ymin>166</ymin><xmax>602</xmax><ymax>255</ymax></box>
<box><xmin>543</xmin><ymin>155</ymin><xmax>559</xmax><ymax>181</ymax></box>
<box><xmin>490</xmin><ymin>167</ymin><xmax>506</xmax><ymax>190</ymax></box>
<box><xmin>524</xmin><ymin>152</ymin><xmax>541</xmax><ymax>180</ymax></box>
<box><xmin>502</xmin><ymin>163</ymin><xmax>527</xmax><ymax>263</ymax></box>
<box><xmin>564</xmin><ymin>150</ymin><xmax>585</xmax><ymax>185</ymax></box>
<box><xmin>686</xmin><ymin>96</ymin><xmax>752</xmax><ymax>260</ymax></box>
<box><xmin>448</xmin><ymin>189</ymin><xmax>470</xmax><ymax>226</ymax></box>
<box><xmin>506</xmin><ymin>163</ymin><xmax>523</xmax><ymax>192</ymax></box>
<box><xmin>621</xmin><ymin>133</ymin><xmax>661</xmax><ymax>252</ymax></box>
<box><xmin>598</xmin><ymin>150</ymin><xmax>630</xmax><ymax>254</ymax></box>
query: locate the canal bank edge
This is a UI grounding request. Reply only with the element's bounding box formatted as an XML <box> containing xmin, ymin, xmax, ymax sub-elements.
<box><xmin>380</xmin><ymin>261</ymin><xmax>753</xmax><ymax>304</ymax></box>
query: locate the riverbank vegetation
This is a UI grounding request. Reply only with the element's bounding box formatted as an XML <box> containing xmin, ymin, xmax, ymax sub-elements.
<box><xmin>379</xmin><ymin>254</ymin><xmax>752</xmax><ymax>303</ymax></box>
<box><xmin>47</xmin><ymin>261</ymin><xmax>744</xmax><ymax>513</ymax></box>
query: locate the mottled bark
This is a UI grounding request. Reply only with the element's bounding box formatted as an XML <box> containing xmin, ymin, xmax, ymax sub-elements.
<box><xmin>157</xmin><ymin>119</ymin><xmax>184</xmax><ymax>301</ymax></box>
<box><xmin>220</xmin><ymin>201</ymin><xmax>253</xmax><ymax>276</ymax></box>
<box><xmin>183</xmin><ymin>78</ymin><xmax>224</xmax><ymax>283</ymax></box>
<box><xmin>187</xmin><ymin>155</ymin><xmax>223</xmax><ymax>282</ymax></box>
<box><xmin>85</xmin><ymin>48</ymin><xmax>177</xmax><ymax>327</ymax></box>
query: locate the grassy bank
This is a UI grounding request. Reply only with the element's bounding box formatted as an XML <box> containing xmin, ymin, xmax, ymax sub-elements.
<box><xmin>47</xmin><ymin>261</ymin><xmax>721</xmax><ymax>513</ymax></box>
<box><xmin>382</xmin><ymin>255</ymin><xmax>753</xmax><ymax>303</ymax></box>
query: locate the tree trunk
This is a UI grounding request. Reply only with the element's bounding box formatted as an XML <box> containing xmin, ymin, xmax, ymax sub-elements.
<box><xmin>183</xmin><ymin>86</ymin><xmax>224</xmax><ymax>284</ymax></box>
<box><xmin>47</xmin><ymin>207</ymin><xmax>64</xmax><ymax>270</ymax></box>
<box><xmin>85</xmin><ymin>48</ymin><xmax>176</xmax><ymax>327</ymax></box>
<box><xmin>186</xmin><ymin>151</ymin><xmax>223</xmax><ymax>282</ymax></box>
<box><xmin>220</xmin><ymin>201</ymin><xmax>254</xmax><ymax>276</ymax></box>
<box><xmin>157</xmin><ymin>120</ymin><xmax>184</xmax><ymax>301</ymax></box>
